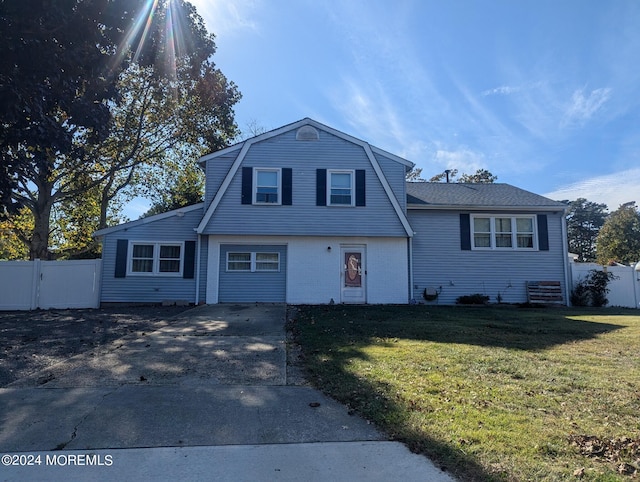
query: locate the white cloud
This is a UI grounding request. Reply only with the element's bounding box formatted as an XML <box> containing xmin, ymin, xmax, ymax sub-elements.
<box><xmin>562</xmin><ymin>87</ymin><xmax>612</xmax><ymax>126</ymax></box>
<box><xmin>482</xmin><ymin>85</ymin><xmax>521</xmax><ymax>96</ymax></box>
<box><xmin>543</xmin><ymin>168</ymin><xmax>640</xmax><ymax>210</ymax></box>
<box><xmin>434</xmin><ymin>147</ymin><xmax>485</xmax><ymax>174</ymax></box>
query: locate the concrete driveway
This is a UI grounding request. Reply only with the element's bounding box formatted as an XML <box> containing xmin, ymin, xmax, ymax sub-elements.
<box><xmin>0</xmin><ymin>304</ymin><xmax>455</xmax><ymax>481</ymax></box>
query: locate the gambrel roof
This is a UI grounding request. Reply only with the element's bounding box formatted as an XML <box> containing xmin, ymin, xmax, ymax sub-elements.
<box><xmin>196</xmin><ymin>118</ymin><xmax>415</xmax><ymax>236</ymax></box>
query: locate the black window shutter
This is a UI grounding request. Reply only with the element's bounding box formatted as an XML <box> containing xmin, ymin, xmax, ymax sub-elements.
<box><xmin>460</xmin><ymin>214</ymin><xmax>471</xmax><ymax>250</ymax></box>
<box><xmin>241</xmin><ymin>167</ymin><xmax>253</xmax><ymax>204</ymax></box>
<box><xmin>282</xmin><ymin>168</ymin><xmax>292</xmax><ymax>205</ymax></box>
<box><xmin>355</xmin><ymin>170</ymin><xmax>366</xmax><ymax>206</ymax></box>
<box><xmin>183</xmin><ymin>240</ymin><xmax>196</xmax><ymax>279</ymax></box>
<box><xmin>115</xmin><ymin>239</ymin><xmax>128</xmax><ymax>277</ymax></box>
<box><xmin>316</xmin><ymin>169</ymin><xmax>327</xmax><ymax>206</ymax></box>
<box><xmin>537</xmin><ymin>214</ymin><xmax>549</xmax><ymax>251</ymax></box>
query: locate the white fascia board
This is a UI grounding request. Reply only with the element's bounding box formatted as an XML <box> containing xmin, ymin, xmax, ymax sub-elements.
<box><xmin>93</xmin><ymin>203</ymin><xmax>204</xmax><ymax>238</ymax></box>
<box><xmin>370</xmin><ymin>146</ymin><xmax>414</xmax><ymax>169</ymax></box>
<box><xmin>197</xmin><ymin>143</ymin><xmax>244</xmax><ymax>165</ymax></box>
<box><xmin>197</xmin><ymin>140</ymin><xmax>253</xmax><ymax>233</ymax></box>
<box><xmin>303</xmin><ymin>120</ymin><xmax>414</xmax><ymax>169</ymax></box>
<box><xmin>363</xmin><ymin>144</ymin><xmax>414</xmax><ymax>237</ymax></box>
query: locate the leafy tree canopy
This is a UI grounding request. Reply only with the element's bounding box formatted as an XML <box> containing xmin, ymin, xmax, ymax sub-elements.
<box><xmin>1</xmin><ymin>0</ymin><xmax>240</xmax><ymax>259</ymax></box>
<box><xmin>428</xmin><ymin>168</ymin><xmax>497</xmax><ymax>183</ymax></box>
<box><xmin>596</xmin><ymin>202</ymin><xmax>640</xmax><ymax>265</ymax></box>
<box><xmin>0</xmin><ymin>0</ymin><xmax>168</xmax><ymax>212</ymax></box>
<box><xmin>143</xmin><ymin>159</ymin><xmax>205</xmax><ymax>217</ymax></box>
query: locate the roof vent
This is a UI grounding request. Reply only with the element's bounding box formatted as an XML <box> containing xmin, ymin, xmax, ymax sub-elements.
<box><xmin>296</xmin><ymin>125</ymin><xmax>319</xmax><ymax>141</ymax></box>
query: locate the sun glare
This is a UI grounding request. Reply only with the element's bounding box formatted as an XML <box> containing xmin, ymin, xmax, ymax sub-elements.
<box><xmin>133</xmin><ymin>0</ymin><xmax>159</xmax><ymax>64</ymax></box>
<box><xmin>109</xmin><ymin>0</ymin><xmax>185</xmax><ymax>81</ymax></box>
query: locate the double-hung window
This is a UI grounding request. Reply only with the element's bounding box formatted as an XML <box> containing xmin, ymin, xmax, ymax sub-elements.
<box><xmin>254</xmin><ymin>169</ymin><xmax>281</xmax><ymax>204</ymax></box>
<box><xmin>129</xmin><ymin>242</ymin><xmax>183</xmax><ymax>275</ymax></box>
<box><xmin>328</xmin><ymin>170</ymin><xmax>354</xmax><ymax>206</ymax></box>
<box><xmin>227</xmin><ymin>252</ymin><xmax>280</xmax><ymax>272</ymax></box>
<box><xmin>472</xmin><ymin>215</ymin><xmax>537</xmax><ymax>250</ymax></box>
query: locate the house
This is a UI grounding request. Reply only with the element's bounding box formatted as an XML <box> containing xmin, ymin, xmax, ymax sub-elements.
<box><xmin>407</xmin><ymin>182</ymin><xmax>569</xmax><ymax>304</ymax></box>
<box><xmin>94</xmin><ymin>118</ymin><xmax>570</xmax><ymax>306</ymax></box>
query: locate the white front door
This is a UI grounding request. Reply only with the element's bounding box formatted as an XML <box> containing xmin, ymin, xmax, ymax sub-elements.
<box><xmin>341</xmin><ymin>246</ymin><xmax>366</xmax><ymax>303</ymax></box>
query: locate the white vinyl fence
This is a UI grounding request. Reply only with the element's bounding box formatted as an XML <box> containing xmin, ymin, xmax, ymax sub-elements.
<box><xmin>0</xmin><ymin>259</ymin><xmax>102</xmax><ymax>311</ymax></box>
<box><xmin>569</xmin><ymin>262</ymin><xmax>640</xmax><ymax>308</ymax></box>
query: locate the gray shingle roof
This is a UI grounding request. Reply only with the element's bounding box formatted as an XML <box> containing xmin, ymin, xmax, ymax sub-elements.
<box><xmin>406</xmin><ymin>182</ymin><xmax>567</xmax><ymax>209</ymax></box>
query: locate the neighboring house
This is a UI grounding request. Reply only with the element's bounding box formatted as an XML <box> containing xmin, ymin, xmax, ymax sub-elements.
<box><xmin>94</xmin><ymin>118</ymin><xmax>570</xmax><ymax>305</ymax></box>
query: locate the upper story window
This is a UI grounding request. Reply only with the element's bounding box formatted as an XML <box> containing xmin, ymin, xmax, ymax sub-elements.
<box><xmin>254</xmin><ymin>168</ymin><xmax>281</xmax><ymax>204</ymax></box>
<box><xmin>328</xmin><ymin>170</ymin><xmax>354</xmax><ymax>206</ymax></box>
<box><xmin>472</xmin><ymin>215</ymin><xmax>536</xmax><ymax>250</ymax></box>
<box><xmin>242</xmin><ymin>167</ymin><xmax>292</xmax><ymax>206</ymax></box>
<box><xmin>129</xmin><ymin>242</ymin><xmax>183</xmax><ymax>276</ymax></box>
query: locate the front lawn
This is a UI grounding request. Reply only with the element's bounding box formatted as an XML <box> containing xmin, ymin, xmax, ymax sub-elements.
<box><xmin>290</xmin><ymin>305</ymin><xmax>640</xmax><ymax>481</ymax></box>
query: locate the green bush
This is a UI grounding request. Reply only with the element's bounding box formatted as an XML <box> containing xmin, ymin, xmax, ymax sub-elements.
<box><xmin>456</xmin><ymin>293</ymin><xmax>490</xmax><ymax>305</ymax></box>
<box><xmin>571</xmin><ymin>269</ymin><xmax>616</xmax><ymax>307</ymax></box>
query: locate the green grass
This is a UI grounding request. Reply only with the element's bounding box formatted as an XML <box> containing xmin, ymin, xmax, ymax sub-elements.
<box><xmin>290</xmin><ymin>305</ymin><xmax>640</xmax><ymax>481</ymax></box>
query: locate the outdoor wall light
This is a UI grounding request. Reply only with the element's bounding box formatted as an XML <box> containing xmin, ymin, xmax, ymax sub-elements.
<box><xmin>327</xmin><ymin>246</ymin><xmax>332</xmax><ymax>252</ymax></box>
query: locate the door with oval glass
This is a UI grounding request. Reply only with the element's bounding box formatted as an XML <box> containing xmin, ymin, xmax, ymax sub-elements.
<box><xmin>341</xmin><ymin>246</ymin><xmax>366</xmax><ymax>303</ymax></box>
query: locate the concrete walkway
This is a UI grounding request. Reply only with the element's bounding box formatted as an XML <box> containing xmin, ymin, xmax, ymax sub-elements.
<box><xmin>0</xmin><ymin>304</ymin><xmax>456</xmax><ymax>481</ymax></box>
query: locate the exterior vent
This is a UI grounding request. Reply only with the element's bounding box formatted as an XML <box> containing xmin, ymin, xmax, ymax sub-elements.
<box><xmin>296</xmin><ymin>125</ymin><xmax>319</xmax><ymax>141</ymax></box>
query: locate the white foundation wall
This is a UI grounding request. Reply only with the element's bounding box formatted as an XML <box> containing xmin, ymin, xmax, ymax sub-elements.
<box><xmin>206</xmin><ymin>235</ymin><xmax>409</xmax><ymax>304</ymax></box>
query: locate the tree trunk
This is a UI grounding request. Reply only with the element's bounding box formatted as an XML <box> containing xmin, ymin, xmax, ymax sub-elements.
<box><xmin>29</xmin><ymin>186</ymin><xmax>54</xmax><ymax>260</ymax></box>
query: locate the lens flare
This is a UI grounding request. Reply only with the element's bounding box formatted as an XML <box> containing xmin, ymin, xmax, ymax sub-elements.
<box><xmin>108</xmin><ymin>0</ymin><xmax>186</xmax><ymax>81</ymax></box>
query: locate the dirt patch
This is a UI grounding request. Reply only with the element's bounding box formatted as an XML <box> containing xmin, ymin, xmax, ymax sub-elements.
<box><xmin>0</xmin><ymin>306</ymin><xmax>191</xmax><ymax>387</ymax></box>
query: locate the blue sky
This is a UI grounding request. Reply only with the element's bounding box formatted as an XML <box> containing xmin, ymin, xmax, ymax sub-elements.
<box><xmin>156</xmin><ymin>0</ymin><xmax>639</xmax><ymax>215</ymax></box>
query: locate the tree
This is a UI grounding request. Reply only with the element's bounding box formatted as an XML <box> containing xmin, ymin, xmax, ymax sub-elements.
<box><xmin>406</xmin><ymin>167</ymin><xmax>426</xmax><ymax>182</ymax></box>
<box><xmin>82</xmin><ymin>60</ymin><xmax>238</xmax><ymax>226</ymax></box>
<box><xmin>429</xmin><ymin>168</ymin><xmax>497</xmax><ymax>183</ymax></box>
<box><xmin>0</xmin><ymin>0</ymin><xmax>155</xmax><ymax>214</ymax></box>
<box><xmin>0</xmin><ymin>207</ymin><xmax>31</xmax><ymax>260</ymax></box>
<box><xmin>429</xmin><ymin>169</ymin><xmax>458</xmax><ymax>183</ymax></box>
<box><xmin>143</xmin><ymin>159</ymin><xmax>205</xmax><ymax>217</ymax></box>
<box><xmin>596</xmin><ymin>202</ymin><xmax>640</xmax><ymax>265</ymax></box>
<box><xmin>458</xmin><ymin>169</ymin><xmax>498</xmax><ymax>183</ymax></box>
<box><xmin>2</xmin><ymin>0</ymin><xmax>240</xmax><ymax>259</ymax></box>
<box><xmin>564</xmin><ymin>198</ymin><xmax>608</xmax><ymax>262</ymax></box>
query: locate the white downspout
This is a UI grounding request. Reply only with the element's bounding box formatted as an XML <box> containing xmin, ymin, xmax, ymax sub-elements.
<box><xmin>408</xmin><ymin>237</ymin><xmax>414</xmax><ymax>303</ymax></box>
<box><xmin>194</xmin><ymin>233</ymin><xmax>201</xmax><ymax>305</ymax></box>
<box><xmin>561</xmin><ymin>212</ymin><xmax>571</xmax><ymax>306</ymax></box>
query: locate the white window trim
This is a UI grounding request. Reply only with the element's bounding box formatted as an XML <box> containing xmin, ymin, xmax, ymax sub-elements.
<box><xmin>226</xmin><ymin>252</ymin><xmax>280</xmax><ymax>272</ymax></box>
<box><xmin>127</xmin><ymin>241</ymin><xmax>184</xmax><ymax>276</ymax></box>
<box><xmin>226</xmin><ymin>252</ymin><xmax>252</xmax><ymax>272</ymax></box>
<box><xmin>327</xmin><ymin>169</ymin><xmax>355</xmax><ymax>207</ymax></box>
<box><xmin>471</xmin><ymin>215</ymin><xmax>538</xmax><ymax>251</ymax></box>
<box><xmin>253</xmin><ymin>168</ymin><xmax>282</xmax><ymax>205</ymax></box>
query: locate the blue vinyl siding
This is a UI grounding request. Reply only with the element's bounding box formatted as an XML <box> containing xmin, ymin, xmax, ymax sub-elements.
<box><xmin>204</xmin><ymin>149</ymin><xmax>238</xmax><ymax>208</ymax></box>
<box><xmin>218</xmin><ymin>244</ymin><xmax>287</xmax><ymax>302</ymax></box>
<box><xmin>100</xmin><ymin>208</ymin><xmax>203</xmax><ymax>303</ymax></box>
<box><xmin>375</xmin><ymin>152</ymin><xmax>407</xmax><ymax>212</ymax></box>
<box><xmin>409</xmin><ymin>210</ymin><xmax>567</xmax><ymax>304</ymax></box>
<box><xmin>201</xmin><ymin>129</ymin><xmax>407</xmax><ymax>237</ymax></box>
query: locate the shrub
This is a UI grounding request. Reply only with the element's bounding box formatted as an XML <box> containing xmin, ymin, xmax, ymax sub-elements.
<box><xmin>456</xmin><ymin>293</ymin><xmax>490</xmax><ymax>305</ymax></box>
<box><xmin>571</xmin><ymin>269</ymin><xmax>617</xmax><ymax>307</ymax></box>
